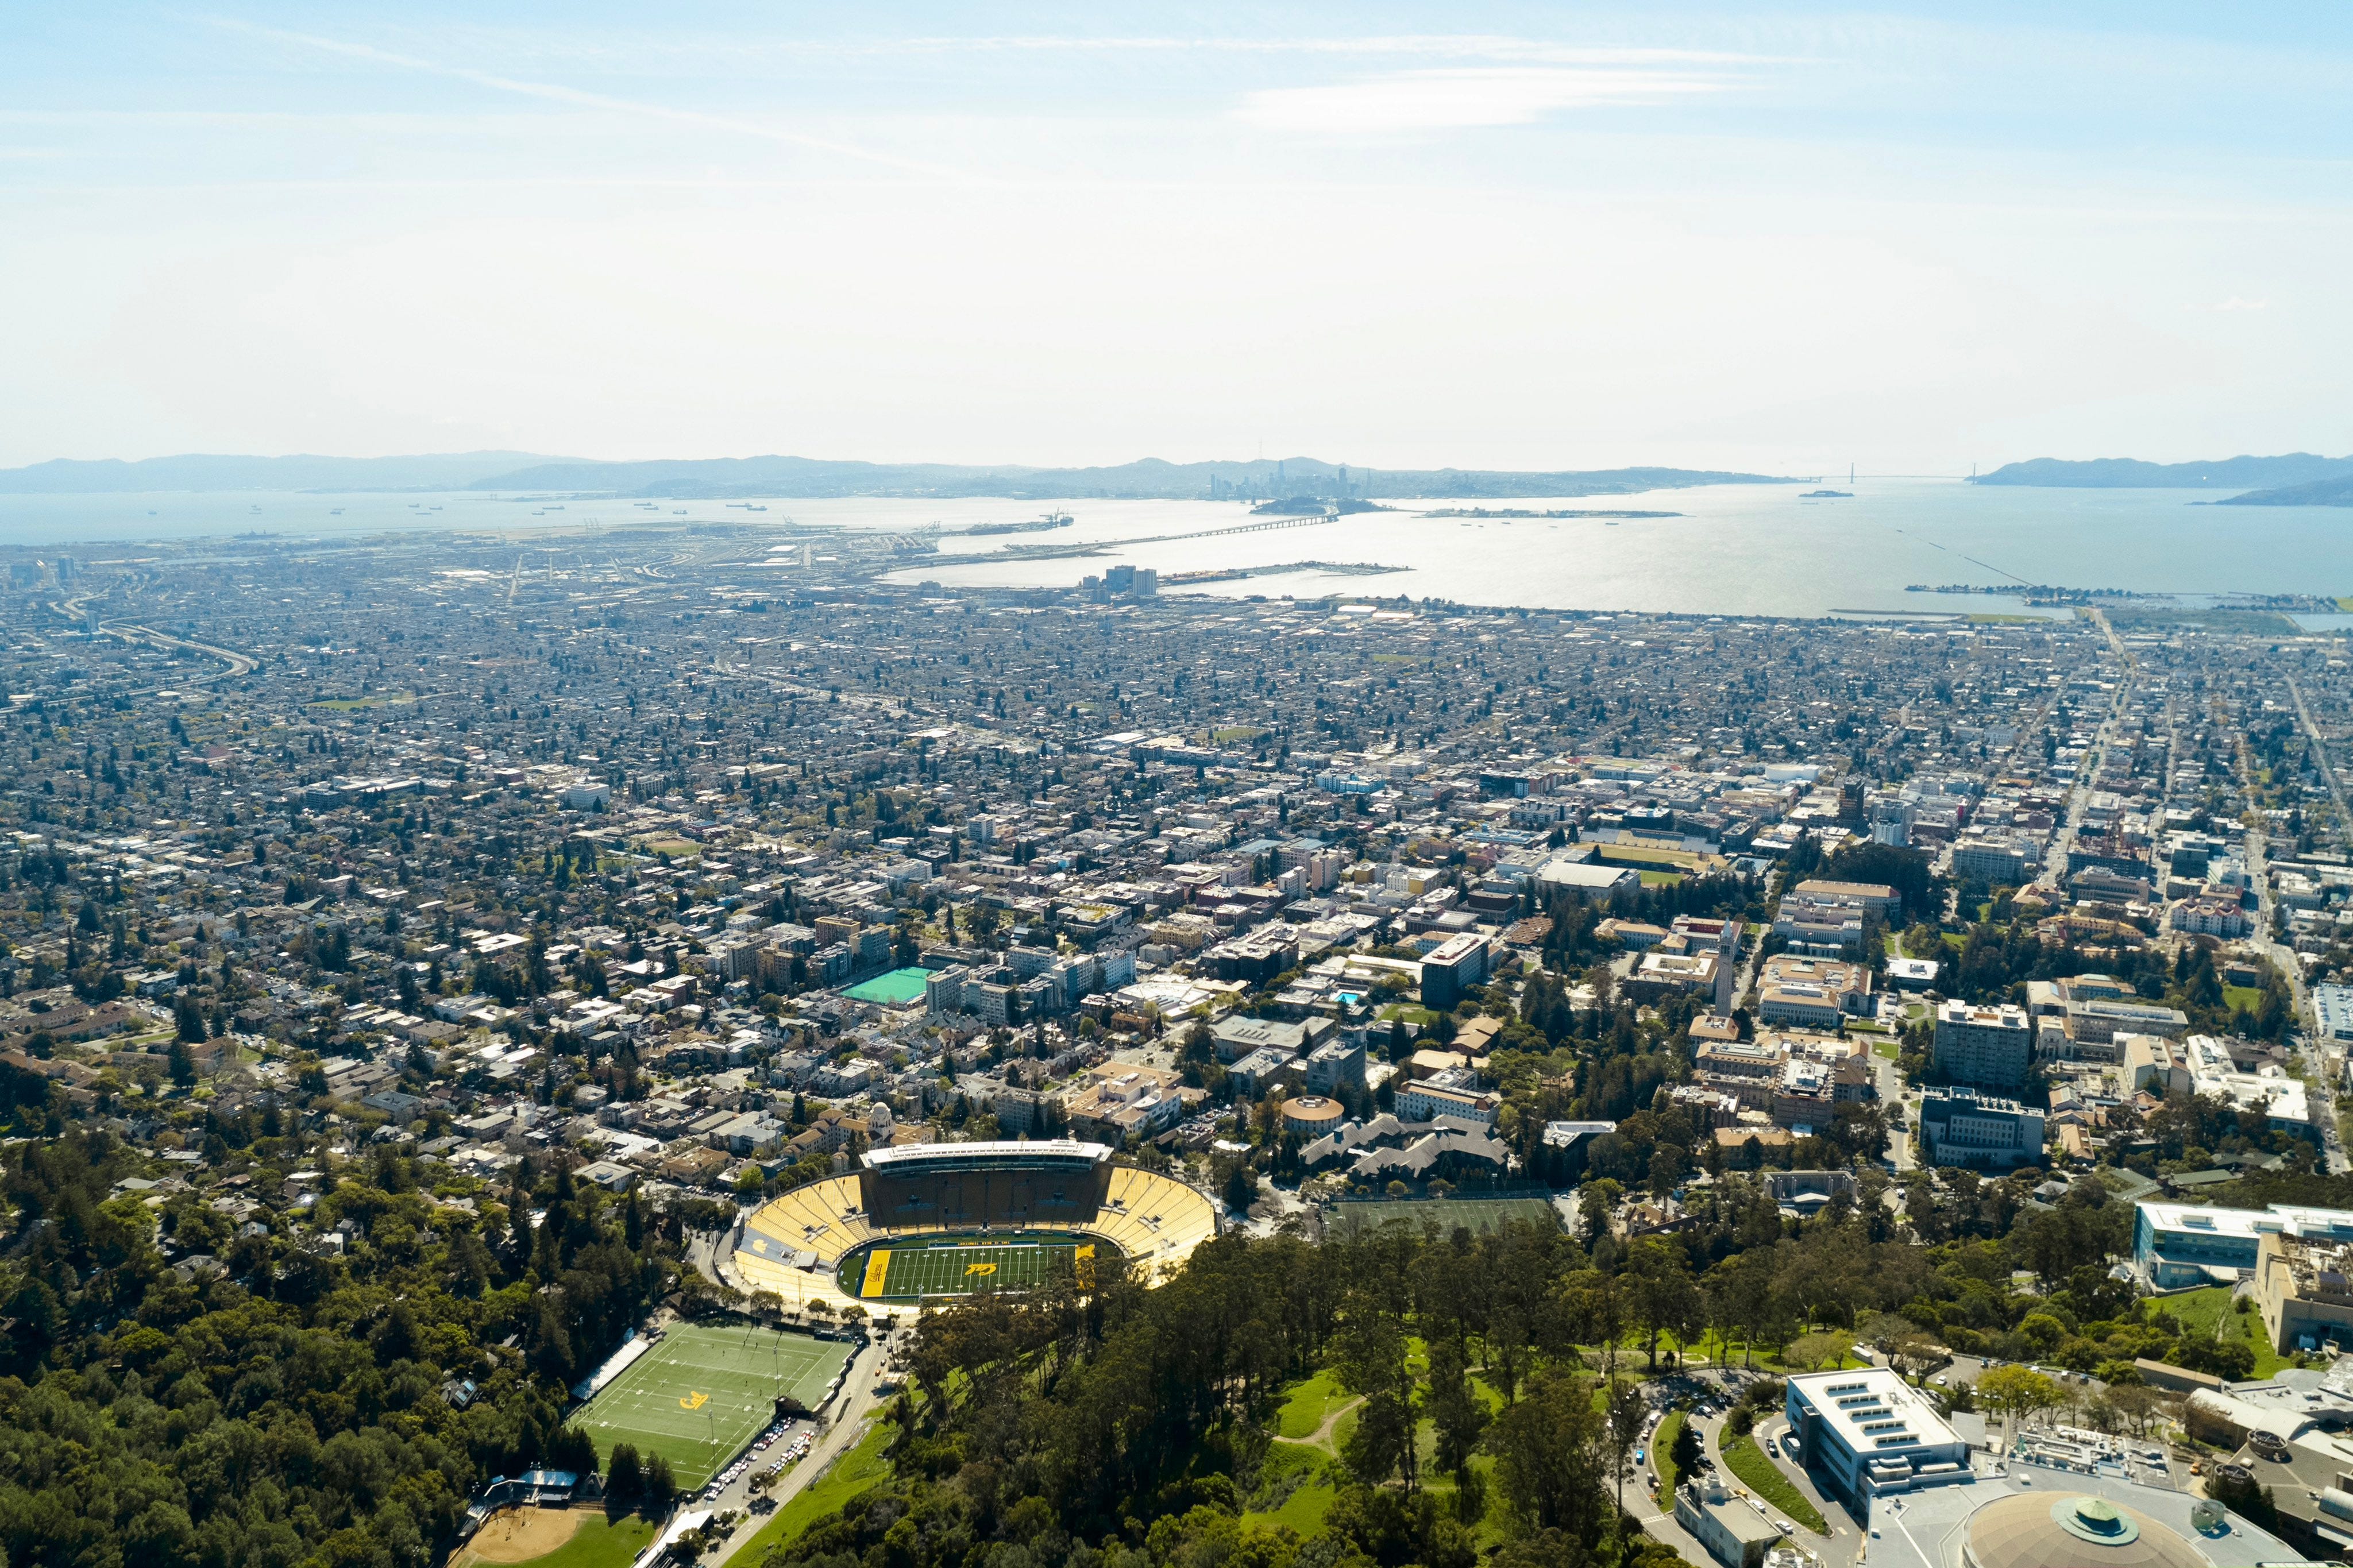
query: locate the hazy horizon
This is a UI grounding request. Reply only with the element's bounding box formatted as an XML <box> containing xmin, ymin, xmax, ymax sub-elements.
<box><xmin>6</xmin><ymin>3</ymin><xmax>2351</xmax><ymax>474</ymax></box>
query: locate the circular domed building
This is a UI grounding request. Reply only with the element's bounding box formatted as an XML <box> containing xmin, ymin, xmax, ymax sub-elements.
<box><xmin>1964</xmin><ymin>1494</ymin><xmax>2209</xmax><ymax>1568</ymax></box>
<box><xmin>1280</xmin><ymin>1095</ymin><xmax>1346</xmax><ymax>1135</ymax></box>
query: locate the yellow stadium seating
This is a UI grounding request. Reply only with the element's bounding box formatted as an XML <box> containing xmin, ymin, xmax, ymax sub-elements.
<box><xmin>730</xmin><ymin>1161</ymin><xmax>1216</xmax><ymax>1315</ymax></box>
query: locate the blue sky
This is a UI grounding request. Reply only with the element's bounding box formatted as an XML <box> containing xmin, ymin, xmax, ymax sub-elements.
<box><xmin>3</xmin><ymin>3</ymin><xmax>2349</xmax><ymax>472</ymax></box>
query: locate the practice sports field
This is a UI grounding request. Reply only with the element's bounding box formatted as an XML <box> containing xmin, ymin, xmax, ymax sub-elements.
<box><xmin>572</xmin><ymin>1324</ymin><xmax>851</xmax><ymax>1489</ymax></box>
<box><xmin>1327</xmin><ymin>1196</ymin><xmax>1561</xmax><ymax>1238</ymax></box>
<box><xmin>843</xmin><ymin>1233</ymin><xmax>1108</xmax><ymax>1300</ymax></box>
<box><xmin>842</xmin><ymin>967</ymin><xmax>931</xmax><ymax>1006</ymax></box>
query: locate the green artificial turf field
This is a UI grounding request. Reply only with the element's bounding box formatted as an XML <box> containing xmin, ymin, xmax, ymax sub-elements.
<box><xmin>1327</xmin><ymin>1196</ymin><xmax>1561</xmax><ymax>1239</ymax></box>
<box><xmin>842</xmin><ymin>967</ymin><xmax>932</xmax><ymax>1005</ymax></box>
<box><xmin>572</xmin><ymin>1324</ymin><xmax>851</xmax><ymax>1489</ymax></box>
<box><xmin>843</xmin><ymin>1234</ymin><xmax>1103</xmax><ymax>1301</ymax></box>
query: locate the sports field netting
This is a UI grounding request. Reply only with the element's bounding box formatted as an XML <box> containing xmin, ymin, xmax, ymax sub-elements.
<box><xmin>844</xmin><ymin>1234</ymin><xmax>1103</xmax><ymax>1300</ymax></box>
<box><xmin>573</xmin><ymin>1324</ymin><xmax>851</xmax><ymax>1489</ymax></box>
<box><xmin>1328</xmin><ymin>1196</ymin><xmax>1561</xmax><ymax>1239</ymax></box>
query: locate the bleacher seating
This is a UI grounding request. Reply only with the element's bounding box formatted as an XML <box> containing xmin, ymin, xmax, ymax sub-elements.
<box><xmin>730</xmin><ymin>1161</ymin><xmax>1216</xmax><ymax>1316</ymax></box>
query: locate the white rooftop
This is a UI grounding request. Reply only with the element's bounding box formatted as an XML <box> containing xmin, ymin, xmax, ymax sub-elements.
<box><xmin>2138</xmin><ymin>1200</ymin><xmax>2353</xmax><ymax>1239</ymax></box>
<box><xmin>1791</xmin><ymin>1368</ymin><xmax>1960</xmax><ymax>1459</ymax></box>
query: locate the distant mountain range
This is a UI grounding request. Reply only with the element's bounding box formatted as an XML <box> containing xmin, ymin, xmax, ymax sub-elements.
<box><xmin>1970</xmin><ymin>452</ymin><xmax>2353</xmax><ymax>508</ymax></box>
<box><xmin>2212</xmin><ymin>474</ymin><xmax>2353</xmax><ymax>508</ymax></box>
<box><xmin>0</xmin><ymin>451</ymin><xmax>1791</xmax><ymax>501</ymax></box>
<box><xmin>0</xmin><ymin>451</ymin><xmax>561</xmax><ymax>494</ymax></box>
<box><xmin>1973</xmin><ymin>453</ymin><xmax>2353</xmax><ymax>491</ymax></box>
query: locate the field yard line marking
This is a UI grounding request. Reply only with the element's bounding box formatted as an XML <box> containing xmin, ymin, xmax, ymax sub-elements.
<box><xmin>862</xmin><ymin>1249</ymin><xmax>892</xmax><ymax>1297</ymax></box>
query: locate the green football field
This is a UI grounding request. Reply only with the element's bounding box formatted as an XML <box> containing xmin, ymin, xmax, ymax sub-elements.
<box><xmin>850</xmin><ymin>1235</ymin><xmax>1100</xmax><ymax>1301</ymax></box>
<box><xmin>573</xmin><ymin>1324</ymin><xmax>852</xmax><ymax>1489</ymax></box>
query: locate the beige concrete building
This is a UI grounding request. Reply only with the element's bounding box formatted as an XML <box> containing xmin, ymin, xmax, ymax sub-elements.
<box><xmin>2256</xmin><ymin>1229</ymin><xmax>2353</xmax><ymax>1354</ymax></box>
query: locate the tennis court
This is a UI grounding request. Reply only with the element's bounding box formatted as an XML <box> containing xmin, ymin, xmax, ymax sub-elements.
<box><xmin>572</xmin><ymin>1324</ymin><xmax>851</xmax><ymax>1489</ymax></box>
<box><xmin>844</xmin><ymin>1234</ymin><xmax>1102</xmax><ymax>1300</ymax></box>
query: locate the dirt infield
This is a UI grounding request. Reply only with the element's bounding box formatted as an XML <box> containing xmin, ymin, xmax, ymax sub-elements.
<box><xmin>458</xmin><ymin>1506</ymin><xmax>588</xmax><ymax>1564</ymax></box>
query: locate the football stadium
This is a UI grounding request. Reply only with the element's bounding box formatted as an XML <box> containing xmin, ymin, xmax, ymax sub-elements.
<box><xmin>732</xmin><ymin>1140</ymin><xmax>1216</xmax><ymax>1318</ymax></box>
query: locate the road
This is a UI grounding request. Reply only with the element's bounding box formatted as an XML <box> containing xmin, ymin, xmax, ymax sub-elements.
<box><xmin>1630</xmin><ymin>1366</ymin><xmax>1866</xmax><ymax>1568</ymax></box>
<box><xmin>2283</xmin><ymin>674</ymin><xmax>2353</xmax><ymax>853</ymax></box>
<box><xmin>1877</xmin><ymin>1045</ymin><xmax>1915</xmax><ymax>1172</ymax></box>
<box><xmin>2034</xmin><ymin>616</ymin><xmax>2132</xmax><ymax>898</ymax></box>
<box><xmin>111</xmin><ymin>622</ymin><xmax>258</xmax><ymax>683</ymax></box>
<box><xmin>2229</xmin><ymin>728</ymin><xmax>2347</xmax><ymax>1171</ymax></box>
<box><xmin>2274</xmin><ymin>674</ymin><xmax>2351</xmax><ymax>1167</ymax></box>
<box><xmin>708</xmin><ymin>1337</ymin><xmax>886</xmax><ymax>1567</ymax></box>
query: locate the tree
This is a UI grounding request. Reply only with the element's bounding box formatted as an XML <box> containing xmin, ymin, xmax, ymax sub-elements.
<box><xmin>1577</xmin><ymin>1179</ymin><xmax>1622</xmax><ymax>1246</ymax></box>
<box><xmin>1488</xmin><ymin>1370</ymin><xmax>1608</xmax><ymax>1538</ymax></box>
<box><xmin>1222</xmin><ymin>1162</ymin><xmax>1257</xmax><ymax>1218</ymax></box>
<box><xmin>1888</xmin><ymin>1333</ymin><xmax>1948</xmax><ymax>1385</ymax></box>
<box><xmin>1668</xmin><ymin>1412</ymin><xmax>1703</xmax><ymax>1478</ymax></box>
<box><xmin>643</xmin><ymin>1453</ymin><xmax>677</xmax><ymax>1506</ymax></box>
<box><xmin>1605</xmin><ymin>1378</ymin><xmax>1648</xmax><ymax>1538</ymax></box>
<box><xmin>167</xmin><ymin>1038</ymin><xmax>197</xmax><ymax>1090</ymax></box>
<box><xmin>1783</xmin><ymin>1330</ymin><xmax>1853</xmax><ymax>1372</ymax></box>
<box><xmin>1561</xmin><ymin>1266</ymin><xmax>1629</xmax><ymax>1382</ymax></box>
<box><xmin>1625</xmin><ymin>1238</ymin><xmax>1703</xmax><ymax>1371</ymax></box>
<box><xmin>1425</xmin><ymin>1338</ymin><xmax>1491</xmax><ymax>1485</ymax></box>
<box><xmin>1332</xmin><ymin>1302</ymin><xmax>1418</xmax><ymax>1490</ymax></box>
<box><xmin>1857</xmin><ymin>1311</ymin><xmax>1916</xmax><ymax>1355</ymax></box>
<box><xmin>2107</xmin><ymin>1383</ymin><xmax>2173</xmax><ymax>1438</ymax></box>
<box><xmin>608</xmin><ymin>1442</ymin><xmax>644</xmax><ymax>1505</ymax></box>
<box><xmin>1977</xmin><ymin>1365</ymin><xmax>2065</xmax><ymax>1425</ymax></box>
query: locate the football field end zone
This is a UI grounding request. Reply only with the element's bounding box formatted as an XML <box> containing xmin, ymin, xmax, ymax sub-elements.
<box><xmin>845</xmin><ymin>1233</ymin><xmax>1108</xmax><ymax>1301</ymax></box>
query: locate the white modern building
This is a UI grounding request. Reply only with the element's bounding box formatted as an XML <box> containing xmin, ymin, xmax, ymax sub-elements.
<box><xmin>1784</xmin><ymin>1368</ymin><xmax>1970</xmax><ymax>1507</ymax></box>
<box><xmin>2134</xmin><ymin>1200</ymin><xmax>2353</xmax><ymax>1289</ymax></box>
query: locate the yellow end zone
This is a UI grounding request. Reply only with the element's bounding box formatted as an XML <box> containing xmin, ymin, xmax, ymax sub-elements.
<box><xmin>861</xmin><ymin>1249</ymin><xmax>892</xmax><ymax>1297</ymax></box>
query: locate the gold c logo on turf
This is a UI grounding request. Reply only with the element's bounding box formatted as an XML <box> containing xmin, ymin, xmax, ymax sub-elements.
<box><xmin>965</xmin><ymin>1262</ymin><xmax>998</xmax><ymax>1276</ymax></box>
<box><xmin>681</xmin><ymin>1391</ymin><xmax>709</xmax><ymax>1409</ymax></box>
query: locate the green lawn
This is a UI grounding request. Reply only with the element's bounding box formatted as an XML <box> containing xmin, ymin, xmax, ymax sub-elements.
<box><xmin>573</xmin><ymin>1325</ymin><xmax>851</xmax><ymax>1490</ymax></box>
<box><xmin>1264</xmin><ymin>1474</ymin><xmax>1338</xmax><ymax>1533</ymax></box>
<box><xmin>722</xmin><ymin>1420</ymin><xmax>893</xmax><ymax>1566</ymax></box>
<box><xmin>1274</xmin><ymin>1370</ymin><xmax>1353</xmax><ymax>1440</ymax></box>
<box><xmin>1638</xmin><ymin>870</ymin><xmax>1684</xmax><ymax>888</ymax></box>
<box><xmin>1718</xmin><ymin>1433</ymin><xmax>1829</xmax><ymax>1535</ymax></box>
<box><xmin>505</xmin><ymin>1515</ymin><xmax>656</xmax><ymax>1568</ymax></box>
<box><xmin>1653</xmin><ymin>1411</ymin><xmax>1687</xmax><ymax>1494</ymax></box>
<box><xmin>2222</xmin><ymin>984</ymin><xmax>2266</xmax><ymax>1014</ymax></box>
<box><xmin>2158</xmin><ymin>1287</ymin><xmax>2289</xmax><ymax>1377</ymax></box>
<box><xmin>310</xmin><ymin>692</ymin><xmax>419</xmax><ymax>710</ymax></box>
<box><xmin>1243</xmin><ymin>1440</ymin><xmax>1339</xmax><ymax>1533</ymax></box>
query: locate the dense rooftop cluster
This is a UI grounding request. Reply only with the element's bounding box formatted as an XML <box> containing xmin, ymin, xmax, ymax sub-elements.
<box><xmin>8</xmin><ymin>525</ymin><xmax>2353</xmax><ymax>1568</ymax></box>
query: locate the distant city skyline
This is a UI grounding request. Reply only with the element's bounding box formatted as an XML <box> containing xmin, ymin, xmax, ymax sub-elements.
<box><xmin>4</xmin><ymin>2</ymin><xmax>2350</xmax><ymax>473</ymax></box>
